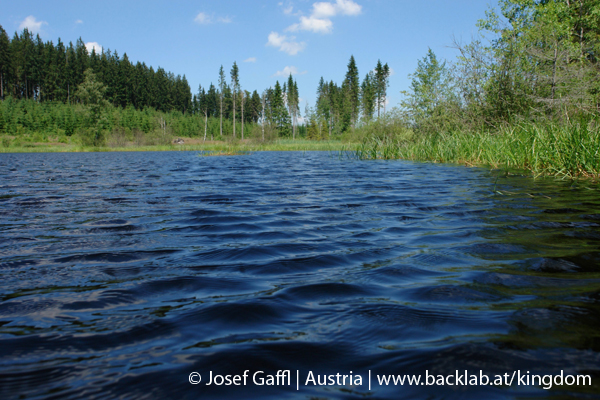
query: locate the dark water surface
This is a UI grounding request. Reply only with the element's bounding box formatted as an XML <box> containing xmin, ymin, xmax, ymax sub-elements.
<box><xmin>1</xmin><ymin>151</ymin><xmax>599</xmax><ymax>399</ymax></box>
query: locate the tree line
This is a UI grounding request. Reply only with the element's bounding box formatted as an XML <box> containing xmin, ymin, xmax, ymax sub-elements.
<box><xmin>0</xmin><ymin>23</ymin><xmax>393</xmax><ymax>145</ymax></box>
<box><xmin>194</xmin><ymin>57</ymin><xmax>390</xmax><ymax>141</ymax></box>
<box><xmin>305</xmin><ymin>56</ymin><xmax>390</xmax><ymax>139</ymax></box>
<box><xmin>0</xmin><ymin>26</ymin><xmax>192</xmax><ymax>113</ymax></box>
<box><xmin>399</xmin><ymin>0</ymin><xmax>600</xmax><ymax>135</ymax></box>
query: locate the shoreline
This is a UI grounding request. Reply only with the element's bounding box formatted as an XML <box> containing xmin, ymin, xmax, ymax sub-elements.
<box><xmin>0</xmin><ymin>139</ymin><xmax>353</xmax><ymax>153</ymax></box>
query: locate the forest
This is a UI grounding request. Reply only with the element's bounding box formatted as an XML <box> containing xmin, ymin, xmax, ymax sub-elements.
<box><xmin>1</xmin><ymin>0</ymin><xmax>599</xmax><ymax>178</ymax></box>
<box><xmin>0</xmin><ymin>21</ymin><xmax>389</xmax><ymax>147</ymax></box>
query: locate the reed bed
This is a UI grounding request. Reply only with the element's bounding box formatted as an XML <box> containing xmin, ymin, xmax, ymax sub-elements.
<box><xmin>354</xmin><ymin>121</ymin><xmax>600</xmax><ymax>179</ymax></box>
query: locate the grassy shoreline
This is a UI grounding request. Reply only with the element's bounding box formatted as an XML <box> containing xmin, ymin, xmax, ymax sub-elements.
<box><xmin>3</xmin><ymin>122</ymin><xmax>599</xmax><ymax>181</ymax></box>
<box><xmin>353</xmin><ymin>122</ymin><xmax>600</xmax><ymax>180</ymax></box>
<box><xmin>0</xmin><ymin>139</ymin><xmax>350</xmax><ymax>153</ymax></box>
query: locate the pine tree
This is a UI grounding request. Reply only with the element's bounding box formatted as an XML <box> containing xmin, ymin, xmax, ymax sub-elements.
<box><xmin>65</xmin><ymin>41</ymin><xmax>77</xmax><ymax>104</ymax></box>
<box><xmin>75</xmin><ymin>38</ymin><xmax>88</xmax><ymax>87</ymax></box>
<box><xmin>286</xmin><ymin>74</ymin><xmax>300</xmax><ymax>139</ymax></box>
<box><xmin>0</xmin><ymin>26</ymin><xmax>10</xmax><ymax>99</ymax></box>
<box><xmin>218</xmin><ymin>65</ymin><xmax>226</xmax><ymax>137</ymax></box>
<box><xmin>230</xmin><ymin>61</ymin><xmax>239</xmax><ymax>138</ymax></box>
<box><xmin>198</xmin><ymin>84</ymin><xmax>208</xmax><ymax>141</ymax></box>
<box><xmin>374</xmin><ymin>60</ymin><xmax>390</xmax><ymax>117</ymax></box>
<box><xmin>55</xmin><ymin>39</ymin><xmax>67</xmax><ymax>102</ymax></box>
<box><xmin>360</xmin><ymin>71</ymin><xmax>376</xmax><ymax>121</ymax></box>
<box><xmin>270</xmin><ymin>81</ymin><xmax>291</xmax><ymax>136</ymax></box>
<box><xmin>250</xmin><ymin>90</ymin><xmax>261</xmax><ymax>123</ymax></box>
<box><xmin>43</xmin><ymin>40</ymin><xmax>58</xmax><ymax>101</ymax></box>
<box><xmin>343</xmin><ymin>55</ymin><xmax>360</xmax><ymax>127</ymax></box>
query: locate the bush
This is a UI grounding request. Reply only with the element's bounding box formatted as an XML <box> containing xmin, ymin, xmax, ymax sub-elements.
<box><xmin>345</xmin><ymin>108</ymin><xmax>414</xmax><ymax>143</ymax></box>
<box><xmin>107</xmin><ymin>127</ymin><xmax>129</xmax><ymax>148</ymax></box>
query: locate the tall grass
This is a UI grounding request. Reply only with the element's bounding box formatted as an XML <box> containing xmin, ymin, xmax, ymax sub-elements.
<box><xmin>355</xmin><ymin>120</ymin><xmax>600</xmax><ymax>178</ymax></box>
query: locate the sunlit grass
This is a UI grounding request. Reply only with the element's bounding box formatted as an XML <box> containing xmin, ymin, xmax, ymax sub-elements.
<box><xmin>354</xmin><ymin>121</ymin><xmax>600</xmax><ymax>179</ymax></box>
<box><xmin>0</xmin><ymin>139</ymin><xmax>350</xmax><ymax>153</ymax></box>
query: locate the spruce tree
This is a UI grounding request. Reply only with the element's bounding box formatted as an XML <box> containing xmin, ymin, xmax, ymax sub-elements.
<box><xmin>286</xmin><ymin>74</ymin><xmax>299</xmax><ymax>139</ymax></box>
<box><xmin>374</xmin><ymin>60</ymin><xmax>390</xmax><ymax>117</ymax></box>
<box><xmin>0</xmin><ymin>26</ymin><xmax>10</xmax><ymax>99</ymax></box>
<box><xmin>218</xmin><ymin>65</ymin><xmax>226</xmax><ymax>137</ymax></box>
<box><xmin>271</xmin><ymin>81</ymin><xmax>291</xmax><ymax>137</ymax></box>
<box><xmin>230</xmin><ymin>62</ymin><xmax>239</xmax><ymax>138</ymax></box>
<box><xmin>343</xmin><ymin>55</ymin><xmax>360</xmax><ymax>126</ymax></box>
<box><xmin>360</xmin><ymin>71</ymin><xmax>376</xmax><ymax>121</ymax></box>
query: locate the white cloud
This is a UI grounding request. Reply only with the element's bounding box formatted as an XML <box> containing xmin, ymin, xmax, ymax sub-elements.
<box><xmin>85</xmin><ymin>42</ymin><xmax>103</xmax><ymax>54</ymax></box>
<box><xmin>194</xmin><ymin>12</ymin><xmax>232</xmax><ymax>24</ymax></box>
<box><xmin>244</xmin><ymin>57</ymin><xmax>257</xmax><ymax>63</ymax></box>
<box><xmin>287</xmin><ymin>16</ymin><xmax>332</xmax><ymax>33</ymax></box>
<box><xmin>194</xmin><ymin>12</ymin><xmax>211</xmax><ymax>24</ymax></box>
<box><xmin>266</xmin><ymin>32</ymin><xmax>306</xmax><ymax>55</ymax></box>
<box><xmin>273</xmin><ymin>66</ymin><xmax>307</xmax><ymax>77</ymax></box>
<box><xmin>285</xmin><ymin>0</ymin><xmax>361</xmax><ymax>34</ymax></box>
<box><xmin>267</xmin><ymin>32</ymin><xmax>285</xmax><ymax>47</ymax></box>
<box><xmin>268</xmin><ymin>0</ymin><xmax>361</xmax><ymax>55</ymax></box>
<box><xmin>312</xmin><ymin>2</ymin><xmax>337</xmax><ymax>18</ymax></box>
<box><xmin>313</xmin><ymin>0</ymin><xmax>362</xmax><ymax>18</ymax></box>
<box><xmin>19</xmin><ymin>16</ymin><xmax>47</xmax><ymax>34</ymax></box>
<box><xmin>75</xmin><ymin>19</ymin><xmax>83</xmax><ymax>24</ymax></box>
<box><xmin>279</xmin><ymin>1</ymin><xmax>298</xmax><ymax>15</ymax></box>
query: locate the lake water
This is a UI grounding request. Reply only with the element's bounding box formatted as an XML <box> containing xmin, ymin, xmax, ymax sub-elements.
<box><xmin>0</xmin><ymin>151</ymin><xmax>599</xmax><ymax>399</ymax></box>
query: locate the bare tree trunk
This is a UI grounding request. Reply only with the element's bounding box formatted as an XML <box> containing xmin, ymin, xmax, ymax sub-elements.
<box><xmin>160</xmin><ymin>117</ymin><xmax>166</xmax><ymax>140</ymax></box>
<box><xmin>203</xmin><ymin>109</ymin><xmax>208</xmax><ymax>142</ymax></box>
<box><xmin>261</xmin><ymin>91</ymin><xmax>266</xmax><ymax>141</ymax></box>
<box><xmin>1</xmin><ymin>72</ymin><xmax>3</xmax><ymax>99</ymax></box>
<box><xmin>233</xmin><ymin>91</ymin><xmax>236</xmax><ymax>139</ymax></box>
<box><xmin>220</xmin><ymin>96</ymin><xmax>223</xmax><ymax>138</ymax></box>
<box><xmin>318</xmin><ymin>119</ymin><xmax>321</xmax><ymax>138</ymax></box>
<box><xmin>292</xmin><ymin>108</ymin><xmax>296</xmax><ymax>140</ymax></box>
<box><xmin>241</xmin><ymin>91</ymin><xmax>244</xmax><ymax>141</ymax></box>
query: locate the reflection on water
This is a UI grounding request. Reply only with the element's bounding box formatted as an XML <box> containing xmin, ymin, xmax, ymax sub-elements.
<box><xmin>0</xmin><ymin>151</ymin><xmax>599</xmax><ymax>399</ymax></box>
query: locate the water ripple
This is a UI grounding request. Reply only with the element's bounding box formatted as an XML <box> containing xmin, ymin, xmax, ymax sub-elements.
<box><xmin>0</xmin><ymin>151</ymin><xmax>599</xmax><ymax>399</ymax></box>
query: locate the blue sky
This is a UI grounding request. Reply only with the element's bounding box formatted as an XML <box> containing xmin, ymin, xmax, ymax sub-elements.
<box><xmin>1</xmin><ymin>0</ymin><xmax>498</xmax><ymax>111</ymax></box>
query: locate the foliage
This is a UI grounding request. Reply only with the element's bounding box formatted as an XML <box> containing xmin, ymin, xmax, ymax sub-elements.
<box><xmin>394</xmin><ymin>0</ymin><xmax>600</xmax><ymax>134</ymax></box>
<box><xmin>352</xmin><ymin>1</ymin><xmax>600</xmax><ymax>178</ymax></box>
<box><xmin>313</xmin><ymin>57</ymin><xmax>391</xmax><ymax>137</ymax></box>
<box><xmin>75</xmin><ymin>69</ymin><xmax>110</xmax><ymax>145</ymax></box>
<box><xmin>401</xmin><ymin>49</ymin><xmax>459</xmax><ymax>134</ymax></box>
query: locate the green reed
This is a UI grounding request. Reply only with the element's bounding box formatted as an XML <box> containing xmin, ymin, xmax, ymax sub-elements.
<box><xmin>354</xmin><ymin>121</ymin><xmax>600</xmax><ymax>179</ymax></box>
